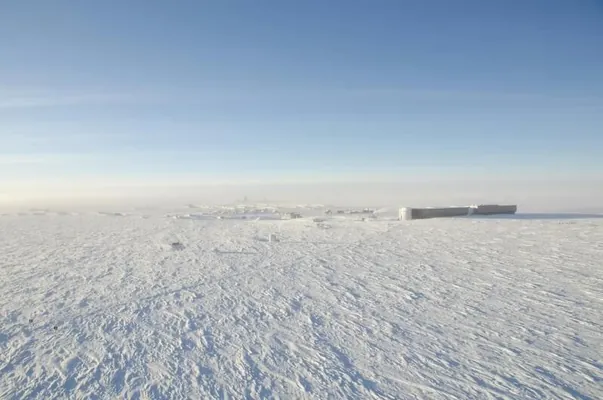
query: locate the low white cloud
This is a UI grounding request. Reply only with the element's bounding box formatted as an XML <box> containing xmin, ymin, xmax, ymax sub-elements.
<box><xmin>1</xmin><ymin>85</ymin><xmax>600</xmax><ymax>112</ymax></box>
<box><xmin>0</xmin><ymin>154</ymin><xmax>54</xmax><ymax>164</ymax></box>
<box><xmin>0</xmin><ymin>91</ymin><xmax>155</xmax><ymax>109</ymax></box>
<box><xmin>0</xmin><ymin>152</ymin><xmax>88</xmax><ymax>165</ymax></box>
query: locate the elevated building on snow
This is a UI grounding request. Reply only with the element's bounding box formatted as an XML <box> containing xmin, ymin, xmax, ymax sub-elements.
<box><xmin>399</xmin><ymin>204</ymin><xmax>517</xmax><ymax>220</ymax></box>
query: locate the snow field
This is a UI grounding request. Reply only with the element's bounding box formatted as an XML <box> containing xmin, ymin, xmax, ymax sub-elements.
<box><xmin>1</xmin><ymin>211</ymin><xmax>602</xmax><ymax>399</ymax></box>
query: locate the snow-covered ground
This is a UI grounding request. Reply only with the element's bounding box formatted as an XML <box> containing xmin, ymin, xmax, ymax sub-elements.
<box><xmin>1</xmin><ymin>206</ymin><xmax>602</xmax><ymax>399</ymax></box>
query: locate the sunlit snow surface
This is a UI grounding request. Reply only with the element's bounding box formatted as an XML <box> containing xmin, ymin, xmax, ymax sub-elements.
<box><xmin>1</xmin><ymin>208</ymin><xmax>602</xmax><ymax>399</ymax></box>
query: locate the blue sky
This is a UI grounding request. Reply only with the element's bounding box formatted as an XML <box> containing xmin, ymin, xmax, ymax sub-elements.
<box><xmin>1</xmin><ymin>0</ymin><xmax>602</xmax><ymax>187</ymax></box>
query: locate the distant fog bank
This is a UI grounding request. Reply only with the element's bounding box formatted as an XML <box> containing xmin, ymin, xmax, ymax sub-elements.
<box><xmin>1</xmin><ymin>178</ymin><xmax>602</xmax><ymax>214</ymax></box>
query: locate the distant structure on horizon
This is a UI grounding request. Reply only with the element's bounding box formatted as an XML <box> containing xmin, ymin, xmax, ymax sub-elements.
<box><xmin>399</xmin><ymin>204</ymin><xmax>517</xmax><ymax>220</ymax></box>
<box><xmin>282</xmin><ymin>212</ymin><xmax>303</xmax><ymax>220</ymax></box>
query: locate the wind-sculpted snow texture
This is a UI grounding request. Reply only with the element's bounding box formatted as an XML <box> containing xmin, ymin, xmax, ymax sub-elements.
<box><xmin>1</xmin><ymin>209</ymin><xmax>602</xmax><ymax>399</ymax></box>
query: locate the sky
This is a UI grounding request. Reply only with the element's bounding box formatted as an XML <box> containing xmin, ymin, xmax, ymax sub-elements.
<box><xmin>1</xmin><ymin>0</ymin><xmax>602</xmax><ymax>205</ymax></box>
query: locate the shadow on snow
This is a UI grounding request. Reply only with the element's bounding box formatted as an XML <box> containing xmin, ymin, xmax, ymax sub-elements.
<box><xmin>469</xmin><ymin>213</ymin><xmax>603</xmax><ymax>220</ymax></box>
